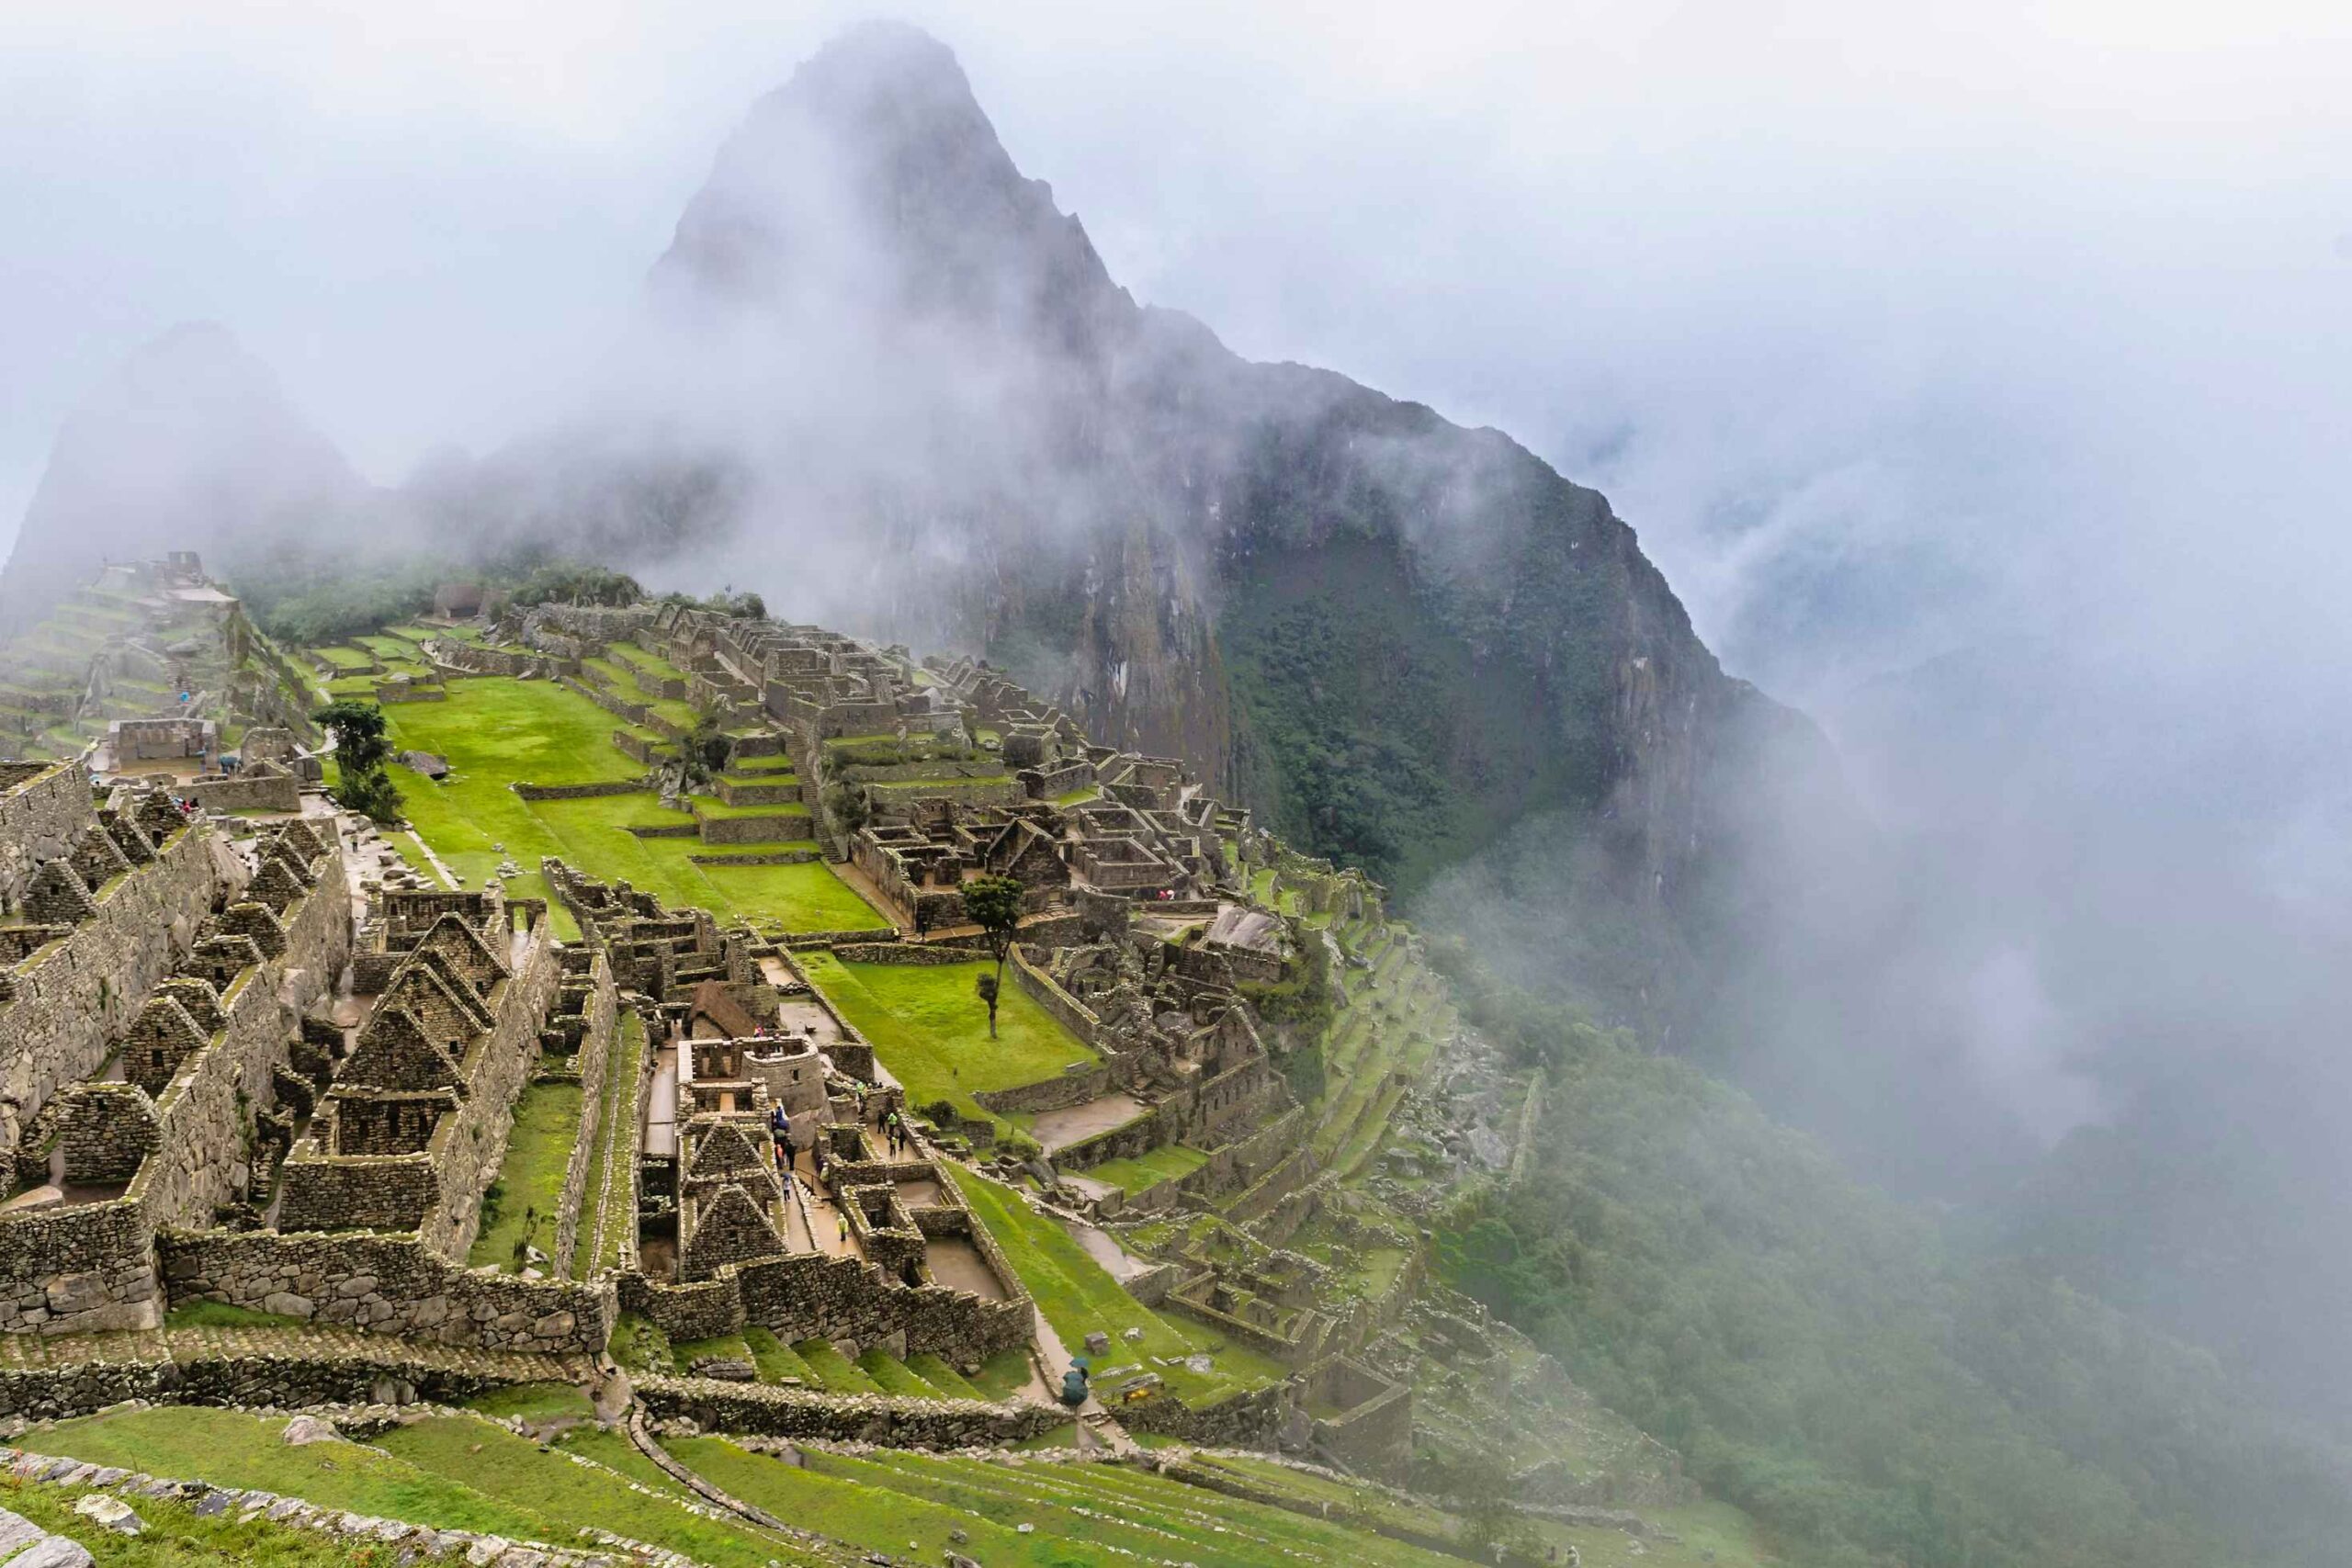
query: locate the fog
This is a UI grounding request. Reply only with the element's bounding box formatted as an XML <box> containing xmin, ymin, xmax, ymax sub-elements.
<box><xmin>6</xmin><ymin>0</ymin><xmax>2352</xmax><ymax>1421</ymax></box>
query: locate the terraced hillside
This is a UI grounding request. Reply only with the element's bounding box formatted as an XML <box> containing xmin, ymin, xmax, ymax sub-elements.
<box><xmin>0</xmin><ymin>591</ymin><xmax>1755</xmax><ymax>1568</ymax></box>
<box><xmin>0</xmin><ymin>558</ymin><xmax>316</xmax><ymax>762</ymax></box>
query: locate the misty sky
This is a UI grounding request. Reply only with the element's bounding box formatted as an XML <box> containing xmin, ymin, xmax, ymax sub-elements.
<box><xmin>6</xmin><ymin>1</ymin><xmax>2351</xmax><ymax>1143</ymax></box>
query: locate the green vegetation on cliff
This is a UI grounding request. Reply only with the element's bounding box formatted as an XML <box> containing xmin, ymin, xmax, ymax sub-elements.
<box><xmin>1432</xmin><ymin>963</ymin><xmax>2352</xmax><ymax>1568</ymax></box>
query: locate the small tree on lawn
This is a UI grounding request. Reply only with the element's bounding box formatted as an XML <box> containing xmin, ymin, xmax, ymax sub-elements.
<box><xmin>312</xmin><ymin>699</ymin><xmax>403</xmax><ymax>823</ymax></box>
<box><xmin>975</xmin><ymin>972</ymin><xmax>1000</xmax><ymax>1039</ymax></box>
<box><xmin>962</xmin><ymin>874</ymin><xmax>1024</xmax><ymax>1039</ymax></box>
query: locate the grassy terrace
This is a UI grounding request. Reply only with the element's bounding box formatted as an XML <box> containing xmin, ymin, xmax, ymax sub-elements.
<box><xmin>584</xmin><ymin>1011</ymin><xmax>645</xmax><ymax>1276</ymax></box>
<box><xmin>945</xmin><ymin>1164</ymin><xmax>1284</xmax><ymax>1405</ymax></box>
<box><xmin>372</xmin><ymin>1416</ymin><xmax>820</xmax><ymax>1568</ymax></box>
<box><xmin>373</xmin><ymin>676</ymin><xmax>887</xmax><ymax>932</ymax></box>
<box><xmin>32</xmin><ymin>1406</ymin><xmax>558</xmax><ymax>1540</ymax></box>
<box><xmin>606</xmin><ymin>640</ymin><xmax>690</xmax><ymax>685</ymax></box>
<box><xmin>1080</xmin><ymin>1141</ymin><xmax>1207</xmax><ymax>1195</ymax></box>
<box><xmin>0</xmin><ymin>1472</ymin><xmax>407</xmax><ymax>1568</ymax></box>
<box><xmin>469</xmin><ymin>1079</ymin><xmax>582</xmax><ymax>1273</ymax></box>
<box><xmin>663</xmin><ymin>1438</ymin><xmax>1460</xmax><ymax>1568</ymax></box>
<box><xmin>689</xmin><ymin>792</ymin><xmax>810</xmax><ymax>821</ymax></box>
<box><xmin>796</xmin><ymin>952</ymin><xmax>1095</xmax><ymax>1121</ymax></box>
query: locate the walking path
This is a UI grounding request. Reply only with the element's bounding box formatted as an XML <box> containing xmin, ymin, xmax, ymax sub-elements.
<box><xmin>1029</xmin><ymin>1092</ymin><xmax>1148</xmax><ymax>1154</ymax></box>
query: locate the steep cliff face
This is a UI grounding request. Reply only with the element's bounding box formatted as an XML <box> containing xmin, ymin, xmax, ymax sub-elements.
<box><xmin>0</xmin><ymin>24</ymin><xmax>1830</xmax><ymax>1035</ymax></box>
<box><xmin>0</xmin><ymin>323</ymin><xmax>371</xmax><ymax>636</ymax></box>
<box><xmin>582</xmin><ymin>21</ymin><xmax>1826</xmax><ymax>1029</ymax></box>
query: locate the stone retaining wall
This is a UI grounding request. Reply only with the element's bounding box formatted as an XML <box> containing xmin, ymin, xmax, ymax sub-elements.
<box><xmin>687</xmin><ymin>849</ymin><xmax>820</xmax><ymax>866</ymax></box>
<box><xmin>0</xmin><ymin>1348</ymin><xmax>520</xmax><ymax>1422</ymax></box>
<box><xmin>623</xmin><ymin>1244</ymin><xmax>1034</xmax><ymax>1369</ymax></box>
<box><xmin>695</xmin><ymin>810</ymin><xmax>812</xmax><ymax>846</ymax></box>
<box><xmin>828</xmin><ymin>942</ymin><xmax>988</xmax><ymax>966</ymax></box>
<box><xmin>1119</xmin><ymin>1378</ymin><xmax>1290</xmax><ymax>1446</ymax></box>
<box><xmin>183</xmin><ymin>772</ymin><xmax>301</xmax><ymax>814</ymax></box>
<box><xmin>159</xmin><ymin>1230</ymin><xmax>614</xmax><ymax>1356</ymax></box>
<box><xmin>1006</xmin><ymin>944</ymin><xmax>1102</xmax><ymax>1047</ymax></box>
<box><xmin>638</xmin><ymin>1375</ymin><xmax>1059</xmax><ymax>1447</ymax></box>
<box><xmin>1052</xmin><ymin>1107</ymin><xmax>1168</xmax><ymax>1172</ymax></box>
<box><xmin>511</xmin><ymin>780</ymin><xmax>649</xmax><ymax>801</ymax></box>
<box><xmin>972</xmin><ymin>1063</ymin><xmax>1114</xmax><ymax>1118</ymax></box>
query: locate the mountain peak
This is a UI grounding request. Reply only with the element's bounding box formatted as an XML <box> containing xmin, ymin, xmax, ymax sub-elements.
<box><xmin>0</xmin><ymin>322</ymin><xmax>367</xmax><ymax>633</ymax></box>
<box><xmin>651</xmin><ymin>24</ymin><xmax>1132</xmax><ymax>355</ymax></box>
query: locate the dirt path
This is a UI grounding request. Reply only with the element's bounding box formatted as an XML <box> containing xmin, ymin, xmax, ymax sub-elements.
<box><xmin>1028</xmin><ymin>1092</ymin><xmax>1148</xmax><ymax>1154</ymax></box>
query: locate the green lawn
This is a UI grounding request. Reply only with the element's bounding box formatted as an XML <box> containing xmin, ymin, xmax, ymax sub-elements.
<box><xmin>0</xmin><ymin>1473</ymin><xmax>396</xmax><ymax>1568</ymax></box>
<box><xmin>1080</xmin><ymin>1142</ymin><xmax>1207</xmax><ymax>1195</ymax></box>
<box><xmin>585</xmin><ymin>1011</ymin><xmax>646</xmax><ymax>1276</ymax></box>
<box><xmin>791</xmin><ymin>1337</ymin><xmax>883</xmax><ymax>1394</ymax></box>
<box><xmin>785</xmin><ymin>1448</ymin><xmax>1468</xmax><ymax>1568</ymax></box>
<box><xmin>29</xmin><ymin>1407</ymin><xmax>552</xmax><ymax>1540</ymax></box>
<box><xmin>796</xmin><ymin>953</ymin><xmax>1096</xmax><ymax>1120</ymax></box>
<box><xmin>606</xmin><ymin>641</ymin><xmax>690</xmax><ymax>685</ymax></box>
<box><xmin>743</xmin><ymin>1325</ymin><xmax>816</xmax><ymax>1384</ymax></box>
<box><xmin>469</xmin><ymin>1080</ymin><xmax>582</xmax><ymax>1272</ymax></box>
<box><xmin>372</xmin><ymin>1416</ymin><xmax>814</xmax><ymax>1568</ymax></box>
<box><xmin>462</xmin><ymin>1381</ymin><xmax>594</xmax><ymax>1423</ymax></box>
<box><xmin>373</xmin><ymin>677</ymin><xmax>887</xmax><ymax>932</ymax></box>
<box><xmin>944</xmin><ymin>1165</ymin><xmax>1284</xmax><ymax>1405</ymax></box>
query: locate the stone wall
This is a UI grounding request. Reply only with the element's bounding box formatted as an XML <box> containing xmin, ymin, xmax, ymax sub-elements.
<box><xmin>828</xmin><ymin>942</ymin><xmax>988</xmax><ymax>966</ymax></box>
<box><xmin>512</xmin><ymin>780</ymin><xmax>648</xmax><ymax>801</ymax></box>
<box><xmin>425</xmin><ymin>927</ymin><xmax>562</xmax><ymax>1260</ymax></box>
<box><xmin>183</xmin><ymin>772</ymin><xmax>300</xmax><ymax>814</ymax></box>
<box><xmin>695</xmin><ymin>811</ymin><xmax>812</xmax><ymax>846</ymax></box>
<box><xmin>638</xmin><ymin>1375</ymin><xmax>1059</xmax><ymax>1447</ymax></box>
<box><xmin>1119</xmin><ymin>1377</ymin><xmax>1291</xmax><ymax>1446</ymax></box>
<box><xmin>0</xmin><ymin>1345</ymin><xmax>536</xmax><ymax>1422</ymax></box>
<box><xmin>619</xmin><ymin>1225</ymin><xmax>1033</xmax><ymax>1369</ymax></box>
<box><xmin>1052</xmin><ymin>1106</ymin><xmax>1168</xmax><ymax>1173</ymax></box>
<box><xmin>130</xmin><ymin>855</ymin><xmax>351</xmax><ymax>1234</ymax></box>
<box><xmin>1303</xmin><ymin>1355</ymin><xmax>1414</xmax><ymax>1480</ymax></box>
<box><xmin>0</xmin><ymin>818</ymin><xmax>215</xmax><ymax>1166</ymax></box>
<box><xmin>0</xmin><ymin>761</ymin><xmax>89</xmax><ymax>916</ymax></box>
<box><xmin>0</xmin><ymin>1200</ymin><xmax>155</xmax><ymax>1335</ymax></box>
<box><xmin>972</xmin><ymin>1063</ymin><xmax>1114</xmax><ymax>1118</ymax></box>
<box><xmin>551</xmin><ymin>953</ymin><xmax>619</xmax><ymax>1280</ymax></box>
<box><xmin>1006</xmin><ymin>945</ymin><xmax>1102</xmax><ymax>1049</ymax></box>
<box><xmin>159</xmin><ymin>1229</ymin><xmax>614</xmax><ymax>1355</ymax></box>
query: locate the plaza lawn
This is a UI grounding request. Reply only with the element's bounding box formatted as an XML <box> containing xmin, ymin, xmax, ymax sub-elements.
<box><xmin>374</xmin><ymin>676</ymin><xmax>886</xmax><ymax>933</ymax></box>
<box><xmin>945</xmin><ymin>1164</ymin><xmax>1285</xmax><ymax>1406</ymax></box>
<box><xmin>469</xmin><ymin>1080</ymin><xmax>582</xmax><ymax>1272</ymax></box>
<box><xmin>796</xmin><ymin>952</ymin><xmax>1094</xmax><ymax>1120</ymax></box>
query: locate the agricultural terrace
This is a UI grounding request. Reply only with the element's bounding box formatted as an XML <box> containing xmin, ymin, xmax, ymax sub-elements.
<box><xmin>357</xmin><ymin>674</ymin><xmax>888</xmax><ymax>935</ymax></box>
<box><xmin>667</xmin><ymin>1438</ymin><xmax>1473</xmax><ymax>1568</ymax></box>
<box><xmin>946</xmin><ymin>1164</ymin><xmax>1286</xmax><ymax>1406</ymax></box>
<box><xmin>796</xmin><ymin>951</ymin><xmax>1096</xmax><ymax>1123</ymax></box>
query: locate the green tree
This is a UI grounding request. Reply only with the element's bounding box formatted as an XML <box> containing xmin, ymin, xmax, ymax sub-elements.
<box><xmin>655</xmin><ymin>716</ymin><xmax>729</xmax><ymax>806</ymax></box>
<box><xmin>962</xmin><ymin>874</ymin><xmax>1025</xmax><ymax>1038</ymax></box>
<box><xmin>312</xmin><ymin>699</ymin><xmax>403</xmax><ymax>822</ymax></box>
